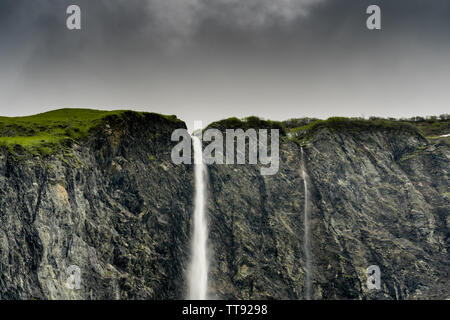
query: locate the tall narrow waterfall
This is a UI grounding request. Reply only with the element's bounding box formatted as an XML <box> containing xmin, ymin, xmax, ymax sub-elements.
<box><xmin>301</xmin><ymin>147</ymin><xmax>312</xmax><ymax>300</ymax></box>
<box><xmin>188</xmin><ymin>136</ymin><xmax>209</xmax><ymax>300</ymax></box>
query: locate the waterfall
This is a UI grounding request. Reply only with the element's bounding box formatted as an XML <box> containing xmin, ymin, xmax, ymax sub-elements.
<box><xmin>301</xmin><ymin>147</ymin><xmax>312</xmax><ymax>300</ymax></box>
<box><xmin>188</xmin><ymin>136</ymin><xmax>209</xmax><ymax>300</ymax></box>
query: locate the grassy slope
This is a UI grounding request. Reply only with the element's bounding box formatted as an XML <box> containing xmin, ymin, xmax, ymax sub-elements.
<box><xmin>0</xmin><ymin>108</ymin><xmax>180</xmax><ymax>156</ymax></box>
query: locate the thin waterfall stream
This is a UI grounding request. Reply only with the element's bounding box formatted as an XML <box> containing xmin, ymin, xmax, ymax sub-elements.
<box><xmin>301</xmin><ymin>147</ymin><xmax>312</xmax><ymax>300</ymax></box>
<box><xmin>188</xmin><ymin>136</ymin><xmax>209</xmax><ymax>300</ymax></box>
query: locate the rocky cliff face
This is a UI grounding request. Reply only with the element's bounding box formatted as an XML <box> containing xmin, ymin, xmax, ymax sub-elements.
<box><xmin>0</xmin><ymin>112</ymin><xmax>448</xmax><ymax>299</ymax></box>
<box><xmin>208</xmin><ymin>126</ymin><xmax>449</xmax><ymax>299</ymax></box>
<box><xmin>0</xmin><ymin>112</ymin><xmax>193</xmax><ymax>299</ymax></box>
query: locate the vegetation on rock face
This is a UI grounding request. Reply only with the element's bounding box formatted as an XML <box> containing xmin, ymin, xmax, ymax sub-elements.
<box><xmin>206</xmin><ymin>116</ymin><xmax>287</xmax><ymax>136</ymax></box>
<box><xmin>205</xmin><ymin>115</ymin><xmax>448</xmax><ymax>146</ymax></box>
<box><xmin>0</xmin><ymin>109</ymin><xmax>182</xmax><ymax>156</ymax></box>
<box><xmin>290</xmin><ymin>117</ymin><xmax>416</xmax><ymax>135</ymax></box>
<box><xmin>407</xmin><ymin>117</ymin><xmax>450</xmax><ymax>137</ymax></box>
<box><xmin>287</xmin><ymin>116</ymin><xmax>449</xmax><ymax>141</ymax></box>
<box><xmin>282</xmin><ymin>118</ymin><xmax>320</xmax><ymax>129</ymax></box>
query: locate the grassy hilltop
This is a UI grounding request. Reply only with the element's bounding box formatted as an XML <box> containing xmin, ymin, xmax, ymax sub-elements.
<box><xmin>0</xmin><ymin>109</ymin><xmax>181</xmax><ymax>156</ymax></box>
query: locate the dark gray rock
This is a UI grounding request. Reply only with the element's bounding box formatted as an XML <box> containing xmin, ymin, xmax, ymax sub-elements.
<box><xmin>208</xmin><ymin>127</ymin><xmax>449</xmax><ymax>299</ymax></box>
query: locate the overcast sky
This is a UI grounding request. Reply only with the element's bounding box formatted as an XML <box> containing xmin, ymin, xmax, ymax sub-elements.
<box><xmin>0</xmin><ymin>0</ymin><xmax>449</xmax><ymax>130</ymax></box>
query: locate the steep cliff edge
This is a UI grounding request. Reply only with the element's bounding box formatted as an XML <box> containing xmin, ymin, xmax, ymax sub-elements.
<box><xmin>0</xmin><ymin>111</ymin><xmax>448</xmax><ymax>300</ymax></box>
<box><xmin>0</xmin><ymin>110</ymin><xmax>193</xmax><ymax>299</ymax></box>
<box><xmin>208</xmin><ymin>119</ymin><xmax>449</xmax><ymax>299</ymax></box>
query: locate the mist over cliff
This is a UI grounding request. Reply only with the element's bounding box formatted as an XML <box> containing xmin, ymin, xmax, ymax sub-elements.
<box><xmin>0</xmin><ymin>110</ymin><xmax>448</xmax><ymax>299</ymax></box>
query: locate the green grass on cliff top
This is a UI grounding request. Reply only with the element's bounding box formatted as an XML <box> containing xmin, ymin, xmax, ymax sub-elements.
<box><xmin>206</xmin><ymin>116</ymin><xmax>287</xmax><ymax>135</ymax></box>
<box><xmin>1</xmin><ymin>109</ymin><xmax>447</xmax><ymax>156</ymax></box>
<box><xmin>288</xmin><ymin>116</ymin><xmax>449</xmax><ymax>138</ymax></box>
<box><xmin>289</xmin><ymin>117</ymin><xmax>418</xmax><ymax>134</ymax></box>
<box><xmin>0</xmin><ymin>108</ymin><xmax>180</xmax><ymax>156</ymax></box>
<box><xmin>207</xmin><ymin>115</ymin><xmax>449</xmax><ymax>141</ymax></box>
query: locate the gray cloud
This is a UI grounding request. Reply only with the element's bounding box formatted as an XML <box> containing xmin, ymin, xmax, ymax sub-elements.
<box><xmin>147</xmin><ymin>0</ymin><xmax>324</xmax><ymax>37</ymax></box>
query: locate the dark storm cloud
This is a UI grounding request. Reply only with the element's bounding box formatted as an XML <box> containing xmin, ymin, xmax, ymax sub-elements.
<box><xmin>1</xmin><ymin>0</ymin><xmax>450</xmax><ymax>59</ymax></box>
